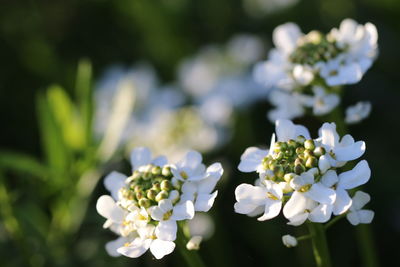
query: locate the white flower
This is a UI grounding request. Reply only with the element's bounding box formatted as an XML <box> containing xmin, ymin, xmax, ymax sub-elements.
<box><xmin>302</xmin><ymin>87</ymin><xmax>340</xmax><ymax>116</ymax></box>
<box><xmin>234</xmin><ymin>180</ymin><xmax>283</xmax><ymax>221</ymax></box>
<box><xmin>267</xmin><ymin>90</ymin><xmax>306</xmax><ymax>122</ymax></box>
<box><xmin>318</xmin><ymin>122</ymin><xmax>366</xmax><ymax>165</ymax></box>
<box><xmin>238</xmin><ymin>146</ymin><xmax>269</xmax><ymax>173</ymax></box>
<box><xmin>282</xmin><ymin>192</ymin><xmax>318</xmax><ymax>225</ymax></box>
<box><xmin>282</xmin><ymin>235</ymin><xmax>298</xmax><ymax>248</ymax></box>
<box><xmin>186</xmin><ymin>236</ymin><xmax>203</xmax><ymax>250</ymax></box>
<box><xmin>346</xmin><ymin>191</ymin><xmax>374</xmax><ymax>225</ymax></box>
<box><xmin>345</xmin><ymin>101</ymin><xmax>372</xmax><ymax>124</ymax></box>
<box><xmin>171</xmin><ymin>151</ymin><xmax>207</xmax><ymax>182</ymax></box>
<box><xmin>320</xmin><ymin>161</ymin><xmax>371</xmax><ymax>216</ymax></box>
<box><xmin>117</xmin><ymin>224</ymin><xmax>176</xmax><ymax>259</ymax></box>
<box><xmin>150</xmin><ymin>199</ymin><xmax>195</xmax><ymax>222</ymax></box>
<box><xmin>180</xmin><ymin>163</ymin><xmax>223</xmax><ymax>212</ymax></box>
<box><xmin>96</xmin><ymin>195</ymin><xmax>131</xmax><ymax>236</ymax></box>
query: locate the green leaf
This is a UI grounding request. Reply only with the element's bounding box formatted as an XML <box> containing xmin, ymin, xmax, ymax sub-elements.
<box><xmin>75</xmin><ymin>59</ymin><xmax>94</xmax><ymax>147</ymax></box>
<box><xmin>0</xmin><ymin>151</ymin><xmax>48</xmax><ymax>179</ymax></box>
<box><xmin>46</xmin><ymin>85</ymin><xmax>86</xmax><ymax>150</ymax></box>
<box><xmin>36</xmin><ymin>92</ymin><xmax>70</xmax><ymax>174</ymax></box>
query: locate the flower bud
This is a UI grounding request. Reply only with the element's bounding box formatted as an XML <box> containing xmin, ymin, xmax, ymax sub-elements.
<box><xmin>186</xmin><ymin>236</ymin><xmax>202</xmax><ymax>250</ymax></box>
<box><xmin>162</xmin><ymin>166</ymin><xmax>172</xmax><ymax>177</ymax></box>
<box><xmin>284</xmin><ymin>173</ymin><xmax>296</xmax><ymax>182</ymax></box>
<box><xmin>155</xmin><ymin>190</ymin><xmax>169</xmax><ymax>202</ymax></box>
<box><xmin>132</xmin><ymin>170</ymin><xmax>141</xmax><ymax>180</ymax></box>
<box><xmin>296</xmin><ymin>135</ymin><xmax>306</xmax><ymax>145</ymax></box>
<box><xmin>152</xmin><ymin>182</ymin><xmax>161</xmax><ymax>191</ymax></box>
<box><xmin>147</xmin><ymin>189</ymin><xmax>157</xmax><ymax>201</ymax></box>
<box><xmin>282</xmin><ymin>235</ymin><xmax>298</xmax><ymax>248</ymax></box>
<box><xmin>287</xmin><ymin>139</ymin><xmax>297</xmax><ymax>149</ymax></box>
<box><xmin>304</xmin><ymin>149</ymin><xmax>314</xmax><ymax>158</ymax></box>
<box><xmin>161</xmin><ymin>180</ymin><xmax>172</xmax><ymax>191</ymax></box>
<box><xmin>275</xmin><ymin>152</ymin><xmax>284</xmax><ymax>161</ymax></box>
<box><xmin>305</xmin><ymin>156</ymin><xmax>318</xmax><ymax>168</ymax></box>
<box><xmin>138</xmin><ymin>198</ymin><xmax>151</xmax><ymax>208</ymax></box>
<box><xmin>136</xmin><ymin>191</ymin><xmax>144</xmax><ymax>200</ymax></box>
<box><xmin>294</xmin><ymin>163</ymin><xmax>306</xmax><ymax>174</ymax></box>
<box><xmin>151</xmin><ymin>166</ymin><xmax>161</xmax><ymax>176</ymax></box>
<box><xmin>294</xmin><ymin>158</ymin><xmax>304</xmax><ymax>166</ymax></box>
<box><xmin>273</xmin><ymin>165</ymin><xmax>284</xmax><ymax>179</ymax></box>
<box><xmin>313</xmin><ymin>146</ymin><xmax>326</xmax><ymax>157</ymax></box>
<box><xmin>295</xmin><ymin>147</ymin><xmax>305</xmax><ymax>155</ymax></box>
<box><xmin>304</xmin><ymin>139</ymin><xmax>315</xmax><ymax>150</ymax></box>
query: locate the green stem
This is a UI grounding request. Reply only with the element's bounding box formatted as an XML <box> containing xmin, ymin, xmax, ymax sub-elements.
<box><xmin>324</xmin><ymin>214</ymin><xmax>345</xmax><ymax>230</ymax></box>
<box><xmin>176</xmin><ymin>223</ymin><xmax>207</xmax><ymax>267</ymax></box>
<box><xmin>308</xmin><ymin>223</ymin><xmax>332</xmax><ymax>267</ymax></box>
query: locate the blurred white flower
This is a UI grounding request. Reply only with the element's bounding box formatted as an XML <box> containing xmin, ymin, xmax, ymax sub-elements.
<box><xmin>96</xmin><ymin>147</ymin><xmax>223</xmax><ymax>259</ymax></box>
<box><xmin>346</xmin><ymin>191</ymin><xmax>374</xmax><ymax>225</ymax></box>
<box><xmin>267</xmin><ymin>90</ymin><xmax>305</xmax><ymax>121</ymax></box>
<box><xmin>188</xmin><ymin>213</ymin><xmax>215</xmax><ymax>240</ymax></box>
<box><xmin>345</xmin><ymin>101</ymin><xmax>372</xmax><ymax>124</ymax></box>
<box><xmin>282</xmin><ymin>234</ymin><xmax>298</xmax><ymax>248</ymax></box>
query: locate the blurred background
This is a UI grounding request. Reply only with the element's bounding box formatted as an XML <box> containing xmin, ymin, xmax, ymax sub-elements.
<box><xmin>1</xmin><ymin>0</ymin><xmax>399</xmax><ymax>266</ymax></box>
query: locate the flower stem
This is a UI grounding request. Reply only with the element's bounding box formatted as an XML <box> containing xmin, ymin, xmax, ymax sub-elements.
<box><xmin>176</xmin><ymin>223</ymin><xmax>206</xmax><ymax>267</ymax></box>
<box><xmin>324</xmin><ymin>214</ymin><xmax>345</xmax><ymax>230</ymax></box>
<box><xmin>308</xmin><ymin>223</ymin><xmax>332</xmax><ymax>267</ymax></box>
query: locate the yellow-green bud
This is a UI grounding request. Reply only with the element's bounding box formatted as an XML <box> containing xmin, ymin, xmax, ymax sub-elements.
<box><xmin>296</xmin><ymin>135</ymin><xmax>306</xmax><ymax>145</ymax></box>
<box><xmin>161</xmin><ymin>180</ymin><xmax>172</xmax><ymax>191</ymax></box>
<box><xmin>151</xmin><ymin>166</ymin><xmax>162</xmax><ymax>176</ymax></box>
<box><xmin>304</xmin><ymin>139</ymin><xmax>315</xmax><ymax>150</ymax></box>
<box><xmin>296</xmin><ymin>147</ymin><xmax>305</xmax><ymax>155</ymax></box>
<box><xmin>284</xmin><ymin>173</ymin><xmax>296</xmax><ymax>182</ymax></box>
<box><xmin>294</xmin><ymin>163</ymin><xmax>306</xmax><ymax>174</ymax></box>
<box><xmin>275</xmin><ymin>152</ymin><xmax>284</xmax><ymax>161</ymax></box>
<box><xmin>305</xmin><ymin>156</ymin><xmax>318</xmax><ymax>168</ymax></box>
<box><xmin>139</xmin><ymin>198</ymin><xmax>151</xmax><ymax>208</ymax></box>
<box><xmin>162</xmin><ymin>166</ymin><xmax>172</xmax><ymax>177</ymax></box>
<box><xmin>287</xmin><ymin>139</ymin><xmax>297</xmax><ymax>149</ymax></box>
<box><xmin>134</xmin><ymin>185</ymin><xmax>142</xmax><ymax>193</ymax></box>
<box><xmin>155</xmin><ymin>190</ymin><xmax>169</xmax><ymax>202</ymax></box>
<box><xmin>132</xmin><ymin>170</ymin><xmax>141</xmax><ymax>180</ymax></box>
<box><xmin>313</xmin><ymin>146</ymin><xmax>326</xmax><ymax>157</ymax></box>
<box><xmin>136</xmin><ymin>191</ymin><xmax>144</xmax><ymax>200</ymax></box>
<box><xmin>273</xmin><ymin>165</ymin><xmax>284</xmax><ymax>178</ymax></box>
<box><xmin>304</xmin><ymin>149</ymin><xmax>314</xmax><ymax>158</ymax></box>
<box><xmin>152</xmin><ymin>182</ymin><xmax>161</xmax><ymax>191</ymax></box>
<box><xmin>147</xmin><ymin>189</ymin><xmax>157</xmax><ymax>200</ymax></box>
<box><xmin>295</xmin><ymin>158</ymin><xmax>304</xmax><ymax>166</ymax></box>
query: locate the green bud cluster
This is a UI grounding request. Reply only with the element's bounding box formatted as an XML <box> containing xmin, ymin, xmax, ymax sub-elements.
<box><xmin>121</xmin><ymin>165</ymin><xmax>181</xmax><ymax>208</ymax></box>
<box><xmin>262</xmin><ymin>136</ymin><xmax>326</xmax><ymax>182</ymax></box>
<box><xmin>289</xmin><ymin>31</ymin><xmax>345</xmax><ymax>66</ymax></box>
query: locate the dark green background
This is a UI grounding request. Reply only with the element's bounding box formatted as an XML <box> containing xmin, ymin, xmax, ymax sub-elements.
<box><xmin>1</xmin><ymin>0</ymin><xmax>399</xmax><ymax>266</ymax></box>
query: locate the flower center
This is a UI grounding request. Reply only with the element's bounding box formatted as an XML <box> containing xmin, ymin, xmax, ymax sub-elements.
<box><xmin>120</xmin><ymin>164</ymin><xmax>181</xmax><ymax>209</ymax></box>
<box><xmin>289</xmin><ymin>31</ymin><xmax>345</xmax><ymax>66</ymax></box>
<box><xmin>262</xmin><ymin>136</ymin><xmax>326</xmax><ymax>182</ymax></box>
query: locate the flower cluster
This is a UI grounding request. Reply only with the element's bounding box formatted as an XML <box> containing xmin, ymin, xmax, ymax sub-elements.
<box><xmin>254</xmin><ymin>19</ymin><xmax>378</xmax><ymax>121</ymax></box>
<box><xmin>234</xmin><ymin>119</ymin><xmax>374</xmax><ymax>226</ymax></box>
<box><xmin>96</xmin><ymin>147</ymin><xmax>223</xmax><ymax>259</ymax></box>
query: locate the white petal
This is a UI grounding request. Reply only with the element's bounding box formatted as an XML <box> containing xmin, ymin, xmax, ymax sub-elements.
<box><xmin>181</xmin><ymin>182</ymin><xmax>197</xmax><ymax>195</ymax></box>
<box><xmin>158</xmin><ymin>199</ymin><xmax>173</xmax><ymax>213</ymax></box>
<box><xmin>347</xmin><ymin>210</ymin><xmax>374</xmax><ymax>225</ymax></box>
<box><xmin>337</xmin><ymin>160</ymin><xmax>371</xmax><ymax>190</ymax></box>
<box><xmin>351</xmin><ymin>191</ymin><xmax>371</xmax><ymax>210</ymax></box>
<box><xmin>104</xmin><ymin>171</ymin><xmax>127</xmax><ymax>200</ymax></box>
<box><xmin>320</xmin><ymin>170</ymin><xmax>339</xmax><ymax>188</ymax></box>
<box><xmin>318</xmin><ymin>155</ymin><xmax>331</xmax><ymax>174</ymax></box>
<box><xmin>150</xmin><ymin>239</ymin><xmax>176</xmax><ymax>259</ymax></box>
<box><xmin>287</xmin><ymin>212</ymin><xmax>309</xmax><ymax>226</ymax></box>
<box><xmin>151</xmin><ymin>207</ymin><xmax>165</xmax><ymax>221</ymax></box>
<box><xmin>171</xmin><ymin>201</ymin><xmax>195</xmax><ymax>221</ymax></box>
<box><xmin>155</xmin><ymin>220</ymin><xmax>177</xmax><ymax>241</ymax></box>
<box><xmin>206</xmin><ymin>162</ymin><xmax>224</xmax><ymax>179</ymax></box>
<box><xmin>234</xmin><ymin>184</ymin><xmax>267</xmax><ymax>206</ymax></box>
<box><xmin>276</xmin><ymin>119</ymin><xmax>296</xmax><ymax>141</ymax></box>
<box><xmin>234</xmin><ymin>201</ymin><xmax>259</xmax><ymax>215</ymax></box>
<box><xmin>105</xmin><ymin>237</ymin><xmax>126</xmax><ymax>257</ymax></box>
<box><xmin>130</xmin><ymin>147</ymin><xmax>152</xmax><ymax>170</ymax></box>
<box><xmin>309</xmin><ymin>204</ymin><xmax>333</xmax><ymax>223</ymax></box>
<box><xmin>197</xmin><ymin>176</ymin><xmax>219</xmax><ymax>194</ymax></box>
<box><xmin>333</xmin><ymin>188</ymin><xmax>352</xmax><ymax>215</ymax></box>
<box><xmin>273</xmin><ymin>23</ymin><xmax>302</xmax><ymax>54</ymax></box>
<box><xmin>96</xmin><ymin>195</ymin><xmax>124</xmax><ymax>223</ymax></box>
<box><xmin>283</xmin><ymin>191</ymin><xmax>308</xmax><ymax>219</ymax></box>
<box><xmin>152</xmin><ymin>156</ymin><xmax>168</xmax><ymax>167</ymax></box>
<box><xmin>195</xmin><ymin>191</ymin><xmax>218</xmax><ymax>212</ymax></box>
<box><xmin>238</xmin><ymin>147</ymin><xmax>268</xmax><ymax>173</ymax></box>
<box><xmin>334</xmin><ymin>141</ymin><xmax>366</xmax><ymax>161</ymax></box>
<box><xmin>306</xmin><ymin>183</ymin><xmax>336</xmax><ymax>205</ymax></box>
<box><xmin>319</xmin><ymin>123</ymin><xmax>339</xmax><ymax>148</ymax></box>
<box><xmin>117</xmin><ymin>238</ymin><xmax>152</xmax><ymax>258</ymax></box>
<box><xmin>180</xmin><ymin>150</ymin><xmax>202</xmax><ymax>170</ymax></box>
<box><xmin>257</xmin><ymin>200</ymin><xmax>282</xmax><ymax>221</ymax></box>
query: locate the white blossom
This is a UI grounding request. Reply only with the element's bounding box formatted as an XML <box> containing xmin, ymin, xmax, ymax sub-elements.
<box><xmin>345</xmin><ymin>101</ymin><xmax>372</xmax><ymax>124</ymax></box>
<box><xmin>346</xmin><ymin>191</ymin><xmax>374</xmax><ymax>225</ymax></box>
<box><xmin>186</xmin><ymin>236</ymin><xmax>203</xmax><ymax>250</ymax></box>
<box><xmin>282</xmin><ymin>234</ymin><xmax>298</xmax><ymax>248</ymax></box>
